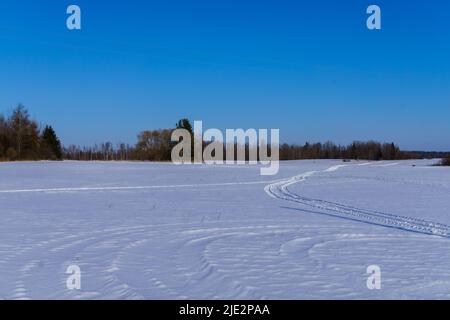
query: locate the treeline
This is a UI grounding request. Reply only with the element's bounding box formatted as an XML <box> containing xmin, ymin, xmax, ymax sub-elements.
<box><xmin>408</xmin><ymin>151</ymin><xmax>450</xmax><ymax>159</ymax></box>
<box><xmin>0</xmin><ymin>107</ymin><xmax>443</xmax><ymax>163</ymax></box>
<box><xmin>64</xmin><ymin>143</ymin><xmax>135</xmax><ymax>161</ymax></box>
<box><xmin>65</xmin><ymin>119</ymin><xmax>190</xmax><ymax>161</ymax></box>
<box><xmin>0</xmin><ymin>105</ymin><xmax>62</xmax><ymax>161</ymax></box>
<box><xmin>64</xmin><ymin>129</ymin><xmax>174</xmax><ymax>161</ymax></box>
<box><xmin>279</xmin><ymin>141</ymin><xmax>415</xmax><ymax>161</ymax></box>
<box><xmin>66</xmin><ymin>139</ymin><xmax>416</xmax><ymax>162</ymax></box>
<box><xmin>66</xmin><ymin>118</ymin><xmax>418</xmax><ymax>162</ymax></box>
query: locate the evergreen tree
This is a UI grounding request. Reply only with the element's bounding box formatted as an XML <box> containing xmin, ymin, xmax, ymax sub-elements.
<box><xmin>176</xmin><ymin>118</ymin><xmax>193</xmax><ymax>135</ymax></box>
<box><xmin>175</xmin><ymin>118</ymin><xmax>195</xmax><ymax>160</ymax></box>
<box><xmin>41</xmin><ymin>125</ymin><xmax>63</xmax><ymax>160</ymax></box>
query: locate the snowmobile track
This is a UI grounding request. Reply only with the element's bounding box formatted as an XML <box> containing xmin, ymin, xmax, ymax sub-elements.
<box><xmin>265</xmin><ymin>164</ymin><xmax>450</xmax><ymax>238</ymax></box>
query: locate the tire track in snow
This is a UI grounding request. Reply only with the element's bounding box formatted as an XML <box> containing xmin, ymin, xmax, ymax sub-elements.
<box><xmin>265</xmin><ymin>164</ymin><xmax>450</xmax><ymax>238</ymax></box>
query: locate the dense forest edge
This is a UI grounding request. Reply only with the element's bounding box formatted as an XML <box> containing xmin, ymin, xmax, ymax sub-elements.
<box><xmin>1</xmin><ymin>105</ymin><xmax>449</xmax><ymax>165</ymax></box>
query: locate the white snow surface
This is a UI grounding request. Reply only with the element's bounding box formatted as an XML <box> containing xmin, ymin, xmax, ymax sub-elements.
<box><xmin>1</xmin><ymin>159</ymin><xmax>450</xmax><ymax>299</ymax></box>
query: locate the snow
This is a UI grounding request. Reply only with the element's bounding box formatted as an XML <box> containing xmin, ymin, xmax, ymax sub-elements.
<box><xmin>1</xmin><ymin>159</ymin><xmax>450</xmax><ymax>299</ymax></box>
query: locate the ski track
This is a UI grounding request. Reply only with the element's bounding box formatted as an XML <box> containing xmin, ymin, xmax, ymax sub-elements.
<box><xmin>264</xmin><ymin>163</ymin><xmax>450</xmax><ymax>238</ymax></box>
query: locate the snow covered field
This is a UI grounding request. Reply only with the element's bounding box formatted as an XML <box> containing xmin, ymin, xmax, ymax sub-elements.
<box><xmin>1</xmin><ymin>159</ymin><xmax>450</xmax><ymax>299</ymax></box>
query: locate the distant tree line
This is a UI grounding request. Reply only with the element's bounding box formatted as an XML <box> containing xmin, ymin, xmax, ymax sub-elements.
<box><xmin>64</xmin><ymin>142</ymin><xmax>135</xmax><ymax>161</ymax></box>
<box><xmin>64</xmin><ymin>119</ymin><xmax>422</xmax><ymax>162</ymax></box>
<box><xmin>1</xmin><ymin>108</ymin><xmax>447</xmax><ymax>163</ymax></box>
<box><xmin>64</xmin><ymin>129</ymin><xmax>174</xmax><ymax>161</ymax></box>
<box><xmin>64</xmin><ymin>121</ymin><xmax>187</xmax><ymax>161</ymax></box>
<box><xmin>279</xmin><ymin>141</ymin><xmax>415</xmax><ymax>161</ymax></box>
<box><xmin>0</xmin><ymin>105</ymin><xmax>62</xmax><ymax>161</ymax></box>
<box><xmin>65</xmin><ymin>139</ymin><xmax>418</xmax><ymax>162</ymax></box>
<box><xmin>409</xmin><ymin>151</ymin><xmax>450</xmax><ymax>160</ymax></box>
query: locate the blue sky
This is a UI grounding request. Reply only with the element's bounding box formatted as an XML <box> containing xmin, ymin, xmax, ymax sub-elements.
<box><xmin>0</xmin><ymin>0</ymin><xmax>449</xmax><ymax>150</ymax></box>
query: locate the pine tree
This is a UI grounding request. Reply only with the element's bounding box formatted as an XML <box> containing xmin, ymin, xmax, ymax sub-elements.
<box><xmin>175</xmin><ymin>118</ymin><xmax>195</xmax><ymax>160</ymax></box>
<box><xmin>176</xmin><ymin>119</ymin><xmax>193</xmax><ymax>135</ymax></box>
<box><xmin>41</xmin><ymin>125</ymin><xmax>63</xmax><ymax>160</ymax></box>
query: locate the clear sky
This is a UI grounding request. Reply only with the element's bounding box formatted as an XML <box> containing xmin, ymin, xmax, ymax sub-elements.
<box><xmin>0</xmin><ymin>0</ymin><xmax>449</xmax><ymax>150</ymax></box>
